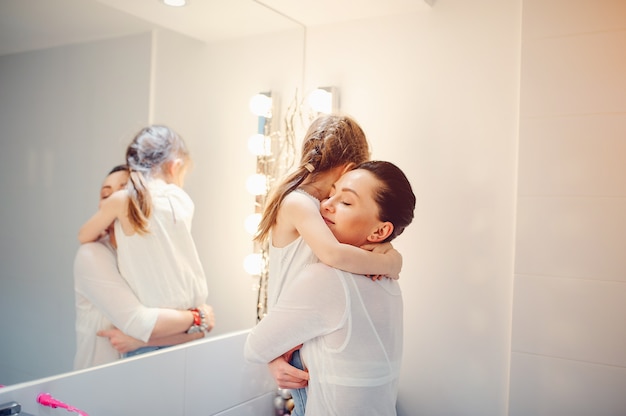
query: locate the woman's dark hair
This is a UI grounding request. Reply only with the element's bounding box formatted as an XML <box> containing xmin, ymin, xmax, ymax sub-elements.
<box><xmin>108</xmin><ymin>164</ymin><xmax>129</xmax><ymax>175</ymax></box>
<box><xmin>358</xmin><ymin>160</ymin><xmax>416</xmax><ymax>243</ymax></box>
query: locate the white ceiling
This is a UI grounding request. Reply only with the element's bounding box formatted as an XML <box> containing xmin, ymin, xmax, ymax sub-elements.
<box><xmin>0</xmin><ymin>0</ymin><xmax>433</xmax><ymax>57</ymax></box>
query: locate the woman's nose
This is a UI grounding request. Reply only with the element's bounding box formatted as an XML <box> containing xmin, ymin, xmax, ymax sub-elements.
<box><xmin>321</xmin><ymin>197</ymin><xmax>334</xmax><ymax>212</ymax></box>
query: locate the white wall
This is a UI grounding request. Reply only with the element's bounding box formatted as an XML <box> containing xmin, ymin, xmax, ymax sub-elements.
<box><xmin>510</xmin><ymin>1</ymin><xmax>626</xmax><ymax>415</ymax></box>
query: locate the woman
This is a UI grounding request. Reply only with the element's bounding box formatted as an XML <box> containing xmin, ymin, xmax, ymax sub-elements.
<box><xmin>245</xmin><ymin>161</ymin><xmax>416</xmax><ymax>415</ymax></box>
<box><xmin>74</xmin><ymin>164</ymin><xmax>214</xmax><ymax>369</ymax></box>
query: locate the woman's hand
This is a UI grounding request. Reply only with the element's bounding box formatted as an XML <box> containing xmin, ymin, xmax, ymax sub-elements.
<box><xmin>198</xmin><ymin>303</ymin><xmax>215</xmax><ymax>332</ymax></box>
<box><xmin>97</xmin><ymin>328</ymin><xmax>145</xmax><ymax>353</ymax></box>
<box><xmin>268</xmin><ymin>345</ymin><xmax>309</xmax><ymax>389</ymax></box>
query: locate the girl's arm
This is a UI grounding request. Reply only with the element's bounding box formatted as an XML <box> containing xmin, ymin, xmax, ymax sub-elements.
<box><xmin>77</xmin><ymin>191</ymin><xmax>126</xmax><ymax>243</ymax></box>
<box><xmin>284</xmin><ymin>193</ymin><xmax>402</xmax><ymax>278</ymax></box>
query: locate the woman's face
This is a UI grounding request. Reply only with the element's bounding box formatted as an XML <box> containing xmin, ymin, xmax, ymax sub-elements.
<box><xmin>99</xmin><ymin>170</ymin><xmax>129</xmax><ymax>205</ymax></box>
<box><xmin>320</xmin><ymin>169</ymin><xmax>383</xmax><ymax>247</ymax></box>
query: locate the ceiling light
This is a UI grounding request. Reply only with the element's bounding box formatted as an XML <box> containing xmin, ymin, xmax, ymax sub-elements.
<box><xmin>162</xmin><ymin>0</ymin><xmax>187</xmax><ymax>7</ymax></box>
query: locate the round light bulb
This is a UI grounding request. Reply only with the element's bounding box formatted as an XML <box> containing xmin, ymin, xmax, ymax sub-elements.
<box><xmin>244</xmin><ymin>213</ymin><xmax>262</xmax><ymax>235</ymax></box>
<box><xmin>308</xmin><ymin>88</ymin><xmax>332</xmax><ymax>114</ymax></box>
<box><xmin>249</xmin><ymin>94</ymin><xmax>272</xmax><ymax>117</ymax></box>
<box><xmin>248</xmin><ymin>134</ymin><xmax>271</xmax><ymax>156</ymax></box>
<box><xmin>243</xmin><ymin>253</ymin><xmax>263</xmax><ymax>275</ymax></box>
<box><xmin>246</xmin><ymin>173</ymin><xmax>268</xmax><ymax>195</ymax></box>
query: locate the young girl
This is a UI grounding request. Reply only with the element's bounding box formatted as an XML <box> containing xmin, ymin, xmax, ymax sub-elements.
<box><xmin>78</xmin><ymin>125</ymin><xmax>210</xmax><ymax>356</ymax></box>
<box><xmin>255</xmin><ymin>114</ymin><xmax>402</xmax><ymax>415</ymax></box>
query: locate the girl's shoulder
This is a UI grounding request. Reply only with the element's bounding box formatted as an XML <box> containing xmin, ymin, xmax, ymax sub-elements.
<box><xmin>285</xmin><ymin>188</ymin><xmax>319</xmax><ymax>205</ymax></box>
<box><xmin>281</xmin><ymin>190</ymin><xmax>319</xmax><ymax>212</ymax></box>
<box><xmin>278</xmin><ymin>190</ymin><xmax>321</xmax><ymax>226</ymax></box>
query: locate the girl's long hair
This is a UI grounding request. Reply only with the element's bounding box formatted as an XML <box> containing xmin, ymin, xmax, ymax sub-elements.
<box><xmin>255</xmin><ymin>114</ymin><xmax>370</xmax><ymax>243</ymax></box>
<box><xmin>125</xmin><ymin>125</ymin><xmax>189</xmax><ymax>234</ymax></box>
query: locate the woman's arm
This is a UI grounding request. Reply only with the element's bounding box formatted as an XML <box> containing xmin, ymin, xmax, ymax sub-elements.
<box><xmin>74</xmin><ymin>241</ymin><xmax>198</xmax><ymax>341</ymax></box>
<box><xmin>98</xmin><ymin>304</ymin><xmax>214</xmax><ymax>353</ymax></box>
<box><xmin>244</xmin><ymin>263</ymin><xmax>346</xmax><ymax>363</ymax></box>
<box><xmin>97</xmin><ymin>328</ymin><xmax>205</xmax><ymax>354</ymax></box>
<box><xmin>283</xmin><ymin>192</ymin><xmax>402</xmax><ymax>278</ymax></box>
<box><xmin>77</xmin><ymin>191</ymin><xmax>126</xmax><ymax>243</ymax></box>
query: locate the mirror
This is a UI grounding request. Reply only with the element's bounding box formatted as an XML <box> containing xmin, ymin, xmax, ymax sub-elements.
<box><xmin>0</xmin><ymin>0</ymin><xmax>305</xmax><ymax>385</ymax></box>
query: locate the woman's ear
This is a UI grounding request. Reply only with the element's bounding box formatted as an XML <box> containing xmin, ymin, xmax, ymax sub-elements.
<box><xmin>366</xmin><ymin>221</ymin><xmax>394</xmax><ymax>243</ymax></box>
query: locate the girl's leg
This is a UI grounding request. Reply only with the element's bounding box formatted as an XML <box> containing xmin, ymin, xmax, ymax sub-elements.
<box><xmin>123</xmin><ymin>345</ymin><xmax>167</xmax><ymax>358</ymax></box>
<box><xmin>288</xmin><ymin>349</ymin><xmax>307</xmax><ymax>416</ymax></box>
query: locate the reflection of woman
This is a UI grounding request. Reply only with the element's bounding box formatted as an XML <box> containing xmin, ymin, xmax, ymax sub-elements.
<box><xmin>245</xmin><ymin>161</ymin><xmax>416</xmax><ymax>415</ymax></box>
<box><xmin>73</xmin><ymin>165</ymin><xmax>214</xmax><ymax>370</ymax></box>
<box><xmin>78</xmin><ymin>126</ymin><xmax>212</xmax><ymax>357</ymax></box>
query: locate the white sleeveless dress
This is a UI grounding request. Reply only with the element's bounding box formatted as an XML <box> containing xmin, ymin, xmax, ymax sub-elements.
<box><xmin>114</xmin><ymin>179</ymin><xmax>208</xmax><ymax>309</ymax></box>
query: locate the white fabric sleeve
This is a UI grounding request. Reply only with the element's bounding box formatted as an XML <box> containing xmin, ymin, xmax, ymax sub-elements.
<box><xmin>73</xmin><ymin>241</ymin><xmax>158</xmax><ymax>342</ymax></box>
<box><xmin>244</xmin><ymin>262</ymin><xmax>348</xmax><ymax>363</ymax></box>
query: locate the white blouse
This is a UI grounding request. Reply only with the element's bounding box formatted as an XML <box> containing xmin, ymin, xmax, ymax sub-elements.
<box><xmin>73</xmin><ymin>237</ymin><xmax>159</xmax><ymax>370</ymax></box>
<box><xmin>245</xmin><ymin>262</ymin><xmax>403</xmax><ymax>415</ymax></box>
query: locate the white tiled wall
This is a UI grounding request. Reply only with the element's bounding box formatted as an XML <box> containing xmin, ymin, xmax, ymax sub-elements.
<box><xmin>510</xmin><ymin>0</ymin><xmax>626</xmax><ymax>414</ymax></box>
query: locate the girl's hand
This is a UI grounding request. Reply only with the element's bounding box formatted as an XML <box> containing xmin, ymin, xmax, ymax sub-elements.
<box><xmin>360</xmin><ymin>242</ymin><xmax>402</xmax><ymax>280</ymax></box>
<box><xmin>360</xmin><ymin>241</ymin><xmax>393</xmax><ymax>254</ymax></box>
<box><xmin>365</xmin><ymin>274</ymin><xmax>388</xmax><ymax>281</ymax></box>
<box><xmin>97</xmin><ymin>328</ymin><xmax>145</xmax><ymax>353</ymax></box>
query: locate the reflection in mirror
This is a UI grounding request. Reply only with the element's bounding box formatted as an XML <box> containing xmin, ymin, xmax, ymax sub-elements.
<box><xmin>0</xmin><ymin>0</ymin><xmax>304</xmax><ymax>385</ymax></box>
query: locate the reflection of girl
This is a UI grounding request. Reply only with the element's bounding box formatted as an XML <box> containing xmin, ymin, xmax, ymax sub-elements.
<box><xmin>246</xmin><ymin>161</ymin><xmax>416</xmax><ymax>415</ymax></box>
<box><xmin>255</xmin><ymin>115</ymin><xmax>402</xmax><ymax>415</ymax></box>
<box><xmin>74</xmin><ymin>165</ymin><xmax>213</xmax><ymax>369</ymax></box>
<box><xmin>78</xmin><ymin>125</ymin><xmax>210</xmax><ymax>357</ymax></box>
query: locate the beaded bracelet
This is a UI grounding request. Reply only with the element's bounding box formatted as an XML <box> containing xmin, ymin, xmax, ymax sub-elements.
<box><xmin>187</xmin><ymin>307</ymin><xmax>209</xmax><ymax>334</ymax></box>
